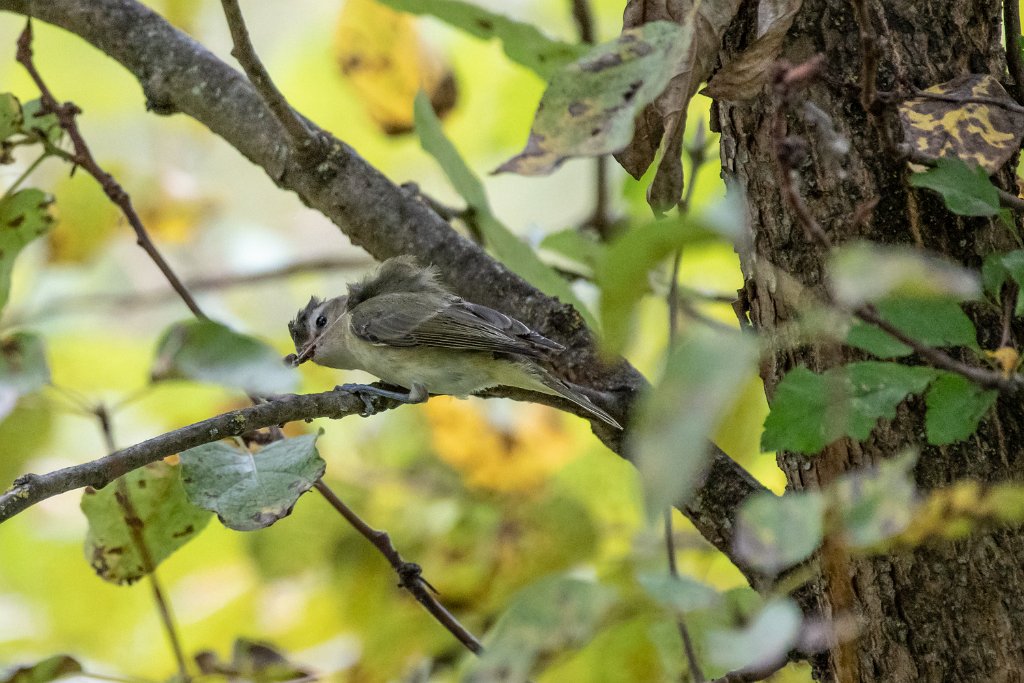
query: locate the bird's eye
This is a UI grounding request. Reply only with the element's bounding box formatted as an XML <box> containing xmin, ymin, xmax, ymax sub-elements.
<box><xmin>315</xmin><ymin>315</ymin><xmax>328</xmax><ymax>329</ymax></box>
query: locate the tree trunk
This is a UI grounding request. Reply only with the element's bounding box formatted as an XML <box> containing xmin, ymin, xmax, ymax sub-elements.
<box><xmin>717</xmin><ymin>2</ymin><xmax>1024</xmax><ymax>681</ymax></box>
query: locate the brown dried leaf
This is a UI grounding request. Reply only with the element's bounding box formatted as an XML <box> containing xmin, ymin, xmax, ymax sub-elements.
<box><xmin>614</xmin><ymin>0</ymin><xmax>743</xmax><ymax>212</ymax></box>
<box><xmin>702</xmin><ymin>0</ymin><xmax>803</xmax><ymax>101</ymax></box>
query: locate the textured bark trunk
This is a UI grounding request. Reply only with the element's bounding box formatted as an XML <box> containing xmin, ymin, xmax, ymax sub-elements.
<box><xmin>716</xmin><ymin>2</ymin><xmax>1024</xmax><ymax>681</ymax></box>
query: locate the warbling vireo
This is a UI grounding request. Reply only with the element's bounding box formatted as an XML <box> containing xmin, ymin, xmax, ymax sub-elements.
<box><xmin>286</xmin><ymin>256</ymin><xmax>621</xmax><ymax>429</ymax></box>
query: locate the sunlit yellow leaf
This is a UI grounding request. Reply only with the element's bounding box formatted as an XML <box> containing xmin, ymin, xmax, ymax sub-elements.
<box><xmin>899</xmin><ymin>74</ymin><xmax>1024</xmax><ymax>174</ymax></box>
<box><xmin>986</xmin><ymin>346</ymin><xmax>1020</xmax><ymax>377</ymax></box>
<box><xmin>424</xmin><ymin>396</ymin><xmax>581</xmax><ymax>493</ymax></box>
<box><xmin>335</xmin><ymin>0</ymin><xmax>457</xmax><ymax>135</ymax></box>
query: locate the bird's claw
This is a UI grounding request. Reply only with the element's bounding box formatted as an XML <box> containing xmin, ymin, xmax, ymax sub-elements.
<box><xmin>335</xmin><ymin>384</ymin><xmax>377</xmax><ymax>416</ymax></box>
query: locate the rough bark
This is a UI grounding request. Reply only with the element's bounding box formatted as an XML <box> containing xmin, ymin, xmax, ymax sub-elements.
<box><xmin>717</xmin><ymin>1</ymin><xmax>1024</xmax><ymax>681</ymax></box>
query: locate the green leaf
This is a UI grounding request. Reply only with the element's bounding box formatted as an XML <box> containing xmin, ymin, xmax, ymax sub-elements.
<box><xmin>81</xmin><ymin>461</ymin><xmax>212</xmax><ymax>584</ymax></box>
<box><xmin>596</xmin><ymin>195</ymin><xmax>744</xmax><ymax>352</ymax></box>
<box><xmin>909</xmin><ymin>157</ymin><xmax>1000</xmax><ymax>215</ymax></box>
<box><xmin>706</xmin><ymin>598</ymin><xmax>803</xmax><ymax>673</ymax></box>
<box><xmin>829</xmin><ymin>241</ymin><xmax>980</xmax><ymax>306</ymax></box>
<box><xmin>762</xmin><ymin>362</ymin><xmax>937</xmax><ymax>455</ymax></box>
<box><xmin>180</xmin><ymin>434</ymin><xmax>326</xmax><ymax>531</ymax></box>
<box><xmin>637</xmin><ymin>572</ymin><xmax>720</xmax><ymax>614</ymax></box>
<box><xmin>0</xmin><ymin>188</ymin><xmax>55</xmax><ymax>313</ymax></box>
<box><xmin>470</xmin><ymin>577</ymin><xmax>615</xmax><ymax>683</ymax></box>
<box><xmin>832</xmin><ymin>451</ymin><xmax>917</xmax><ymax>547</ymax></box>
<box><xmin>981</xmin><ymin>250</ymin><xmax>1024</xmax><ymax>315</ymax></box>
<box><xmin>496</xmin><ymin>21</ymin><xmax>691</xmax><ymax>175</ymax></box>
<box><xmin>0</xmin><ymin>93</ymin><xmax>23</xmax><ymax>143</ymax></box>
<box><xmin>925</xmin><ymin>372</ymin><xmax>998</xmax><ymax>445</ymax></box>
<box><xmin>414</xmin><ymin>92</ymin><xmax>598</xmax><ymax>329</ymax></box>
<box><xmin>846</xmin><ymin>298</ymin><xmax>978</xmax><ymax>358</ymax></box>
<box><xmin>151</xmin><ymin>319</ymin><xmax>297</xmax><ymax>395</ymax></box>
<box><xmin>0</xmin><ymin>331</ymin><xmax>49</xmax><ymax>422</ymax></box>
<box><xmin>631</xmin><ymin>330</ymin><xmax>760</xmax><ymax>517</ymax></box>
<box><xmin>378</xmin><ymin>0</ymin><xmax>586</xmax><ymax>79</ymax></box>
<box><xmin>540</xmin><ymin>228</ymin><xmax>606</xmax><ymax>273</ymax></box>
<box><xmin>19</xmin><ymin>99</ymin><xmax>62</xmax><ymax>145</ymax></box>
<box><xmin>734</xmin><ymin>490</ymin><xmax>824</xmax><ymax>575</ymax></box>
<box><xmin>1</xmin><ymin>655</ymin><xmax>83</xmax><ymax>683</ymax></box>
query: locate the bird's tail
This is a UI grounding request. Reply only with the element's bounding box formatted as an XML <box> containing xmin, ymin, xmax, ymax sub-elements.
<box><xmin>535</xmin><ymin>372</ymin><xmax>623</xmax><ymax>430</ymax></box>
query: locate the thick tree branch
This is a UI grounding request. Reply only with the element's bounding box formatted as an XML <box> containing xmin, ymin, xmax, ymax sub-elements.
<box><xmin>0</xmin><ymin>0</ymin><xmax>771</xmax><ymax>586</ymax></box>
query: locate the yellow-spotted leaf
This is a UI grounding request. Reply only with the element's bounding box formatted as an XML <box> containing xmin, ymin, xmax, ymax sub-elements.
<box><xmin>496</xmin><ymin>22</ymin><xmax>691</xmax><ymax>176</ymax></box>
<box><xmin>335</xmin><ymin>0</ymin><xmax>456</xmax><ymax>135</ymax></box>
<box><xmin>899</xmin><ymin>74</ymin><xmax>1024</xmax><ymax>174</ymax></box>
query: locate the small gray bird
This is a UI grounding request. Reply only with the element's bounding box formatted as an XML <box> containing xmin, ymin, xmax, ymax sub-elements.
<box><xmin>287</xmin><ymin>256</ymin><xmax>622</xmax><ymax>429</ymax></box>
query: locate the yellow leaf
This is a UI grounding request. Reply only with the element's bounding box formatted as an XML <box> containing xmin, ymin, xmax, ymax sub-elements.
<box><xmin>334</xmin><ymin>0</ymin><xmax>457</xmax><ymax>135</ymax></box>
<box><xmin>986</xmin><ymin>346</ymin><xmax>1020</xmax><ymax>377</ymax></box>
<box><xmin>424</xmin><ymin>397</ymin><xmax>580</xmax><ymax>493</ymax></box>
<box><xmin>898</xmin><ymin>74</ymin><xmax>1024</xmax><ymax>174</ymax></box>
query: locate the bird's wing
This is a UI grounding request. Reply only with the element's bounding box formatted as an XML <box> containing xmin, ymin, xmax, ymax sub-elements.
<box><xmin>348</xmin><ymin>293</ymin><xmax>563</xmax><ymax>356</ymax></box>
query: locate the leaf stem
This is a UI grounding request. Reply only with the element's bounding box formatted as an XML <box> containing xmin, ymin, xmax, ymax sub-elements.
<box><xmin>96</xmin><ymin>405</ymin><xmax>191</xmax><ymax>682</ymax></box>
<box><xmin>1</xmin><ymin>150</ymin><xmax>47</xmax><ymax>201</ymax></box>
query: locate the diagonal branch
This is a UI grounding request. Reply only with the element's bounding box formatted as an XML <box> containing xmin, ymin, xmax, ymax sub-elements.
<box><xmin>218</xmin><ymin>0</ymin><xmax>320</xmax><ymax>156</ymax></box>
<box><xmin>0</xmin><ymin>0</ymin><xmax>772</xmax><ymax>587</ymax></box>
<box><xmin>15</xmin><ymin>21</ymin><xmax>206</xmax><ymax>319</ymax></box>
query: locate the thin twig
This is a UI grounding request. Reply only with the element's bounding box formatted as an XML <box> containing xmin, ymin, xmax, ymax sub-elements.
<box><xmin>665</xmin><ymin>125</ymin><xmax>708</xmax><ymax>683</ymax></box>
<box><xmin>313</xmin><ymin>480</ymin><xmax>484</xmax><ymax>655</ymax></box>
<box><xmin>1005</xmin><ymin>0</ymin><xmax>1024</xmax><ymax>105</ymax></box>
<box><xmin>849</xmin><ymin>0</ymin><xmax>879</xmax><ymax>114</ymax></box>
<box><xmin>95</xmin><ymin>405</ymin><xmax>190</xmax><ymax>681</ymax></box>
<box><xmin>10</xmin><ymin>255</ymin><xmax>372</xmax><ymax>324</ymax></box>
<box><xmin>14</xmin><ymin>22</ymin><xmax>206</xmax><ymax>319</ymax></box>
<box><xmin>771</xmin><ymin>57</ymin><xmax>1023</xmax><ymax>394</ymax></box>
<box><xmin>1</xmin><ymin>150</ymin><xmax>47</xmax><ymax>200</ymax></box>
<box><xmin>1000</xmin><ymin>282</ymin><xmax>1017</xmax><ymax>349</ymax></box>
<box><xmin>569</xmin><ymin>0</ymin><xmax>614</xmax><ymax>238</ymax></box>
<box><xmin>218</xmin><ymin>0</ymin><xmax>319</xmax><ymax>155</ymax></box>
<box><xmin>665</xmin><ymin>511</ymin><xmax>706</xmax><ymax>682</ymax></box>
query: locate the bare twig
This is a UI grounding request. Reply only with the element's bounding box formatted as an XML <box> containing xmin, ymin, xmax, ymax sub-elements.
<box><xmin>1000</xmin><ymin>282</ymin><xmax>1017</xmax><ymax>348</ymax></box>
<box><xmin>569</xmin><ymin>0</ymin><xmax>614</xmax><ymax>238</ymax></box>
<box><xmin>1005</xmin><ymin>0</ymin><xmax>1024</xmax><ymax>105</ymax></box>
<box><xmin>14</xmin><ymin>22</ymin><xmax>206</xmax><ymax>319</ymax></box>
<box><xmin>664</xmin><ymin>511</ymin><xmax>706</xmax><ymax>682</ymax></box>
<box><xmin>771</xmin><ymin>57</ymin><xmax>1023</xmax><ymax>395</ymax></box>
<box><xmin>313</xmin><ymin>480</ymin><xmax>484</xmax><ymax>655</ymax></box>
<box><xmin>849</xmin><ymin>0</ymin><xmax>880</xmax><ymax>114</ymax></box>
<box><xmin>218</xmin><ymin>0</ymin><xmax>319</xmax><ymax>155</ymax></box>
<box><xmin>96</xmin><ymin>405</ymin><xmax>190</xmax><ymax>681</ymax></box>
<box><xmin>11</xmin><ymin>255</ymin><xmax>372</xmax><ymax>323</ymax></box>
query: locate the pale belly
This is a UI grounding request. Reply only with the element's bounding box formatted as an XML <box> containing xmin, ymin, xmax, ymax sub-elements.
<box><xmin>353</xmin><ymin>345</ymin><xmax>544</xmax><ymax>398</ymax></box>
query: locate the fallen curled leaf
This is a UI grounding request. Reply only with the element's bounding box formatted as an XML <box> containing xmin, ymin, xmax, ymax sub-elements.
<box><xmin>614</xmin><ymin>0</ymin><xmax>743</xmax><ymax>213</ymax></box>
<box><xmin>702</xmin><ymin>0</ymin><xmax>803</xmax><ymax>101</ymax></box>
<box><xmin>335</xmin><ymin>0</ymin><xmax>456</xmax><ymax>135</ymax></box>
<box><xmin>899</xmin><ymin>74</ymin><xmax>1024</xmax><ymax>174</ymax></box>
